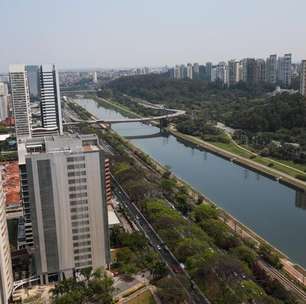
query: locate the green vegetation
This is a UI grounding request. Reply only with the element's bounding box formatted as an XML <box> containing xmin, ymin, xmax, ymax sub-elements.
<box><xmin>71</xmin><ymin>99</ymin><xmax>300</xmax><ymax>303</ymax></box>
<box><xmin>156</xmin><ymin>277</ymin><xmax>187</xmax><ymax>304</ymax></box>
<box><xmin>51</xmin><ymin>268</ymin><xmax>114</xmax><ymax>304</ymax></box>
<box><xmin>126</xmin><ymin>289</ymin><xmax>156</xmax><ymax>304</ymax></box>
<box><xmin>107</xmin><ymin>74</ymin><xmax>274</xmax><ymax>105</ymax></box>
<box><xmin>110</xmin><ymin>228</ymin><xmax>167</xmax><ymax>279</ymax></box>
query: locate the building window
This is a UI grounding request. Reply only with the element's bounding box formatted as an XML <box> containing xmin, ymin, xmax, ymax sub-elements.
<box><xmin>67</xmin><ymin>156</ymin><xmax>85</xmax><ymax>162</ymax></box>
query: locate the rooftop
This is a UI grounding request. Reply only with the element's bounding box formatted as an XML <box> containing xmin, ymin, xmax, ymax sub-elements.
<box><xmin>18</xmin><ymin>133</ymin><xmax>102</xmax><ymax>164</ymax></box>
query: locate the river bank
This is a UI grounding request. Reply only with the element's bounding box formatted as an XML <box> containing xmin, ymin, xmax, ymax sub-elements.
<box><xmin>168</xmin><ymin>127</ymin><xmax>306</xmax><ymax>192</ymax></box>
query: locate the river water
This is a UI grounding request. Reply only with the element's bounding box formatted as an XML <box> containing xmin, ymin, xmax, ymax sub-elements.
<box><xmin>76</xmin><ymin>98</ymin><xmax>306</xmax><ymax>268</ymax></box>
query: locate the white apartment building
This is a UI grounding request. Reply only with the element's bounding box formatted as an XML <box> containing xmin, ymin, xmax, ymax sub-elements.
<box><xmin>9</xmin><ymin>64</ymin><xmax>32</xmax><ymax>139</ymax></box>
<box><xmin>0</xmin><ymin>174</ymin><xmax>13</xmax><ymax>304</ymax></box>
<box><xmin>39</xmin><ymin>64</ymin><xmax>63</xmax><ymax>135</ymax></box>
<box><xmin>23</xmin><ymin>134</ymin><xmax>110</xmax><ymax>283</ymax></box>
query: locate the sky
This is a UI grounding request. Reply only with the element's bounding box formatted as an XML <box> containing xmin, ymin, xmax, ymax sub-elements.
<box><xmin>1</xmin><ymin>0</ymin><xmax>306</xmax><ymax>72</ymax></box>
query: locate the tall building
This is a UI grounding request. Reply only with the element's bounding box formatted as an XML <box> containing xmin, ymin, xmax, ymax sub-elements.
<box><xmin>277</xmin><ymin>53</ymin><xmax>292</xmax><ymax>88</ymax></box>
<box><xmin>0</xmin><ymin>174</ymin><xmax>13</xmax><ymax>304</ymax></box>
<box><xmin>300</xmin><ymin>60</ymin><xmax>306</xmax><ymax>97</ymax></box>
<box><xmin>0</xmin><ymin>82</ymin><xmax>8</xmax><ymax>96</ymax></box>
<box><xmin>211</xmin><ymin>66</ymin><xmax>217</xmax><ymax>82</ymax></box>
<box><xmin>240</xmin><ymin>58</ymin><xmax>256</xmax><ymax>84</ymax></box>
<box><xmin>93</xmin><ymin>71</ymin><xmax>98</xmax><ymax>84</ymax></box>
<box><xmin>192</xmin><ymin>63</ymin><xmax>200</xmax><ymax>80</ymax></box>
<box><xmin>180</xmin><ymin>65</ymin><xmax>187</xmax><ymax>79</ymax></box>
<box><xmin>256</xmin><ymin>59</ymin><xmax>266</xmax><ymax>83</ymax></box>
<box><xmin>9</xmin><ymin>64</ymin><xmax>32</xmax><ymax>139</ymax></box>
<box><xmin>23</xmin><ymin>134</ymin><xmax>110</xmax><ymax>283</ymax></box>
<box><xmin>205</xmin><ymin>62</ymin><xmax>212</xmax><ymax>81</ymax></box>
<box><xmin>174</xmin><ymin>65</ymin><xmax>181</xmax><ymax>80</ymax></box>
<box><xmin>0</xmin><ymin>82</ymin><xmax>9</xmax><ymax>121</ymax></box>
<box><xmin>266</xmin><ymin>54</ymin><xmax>277</xmax><ymax>84</ymax></box>
<box><xmin>228</xmin><ymin>60</ymin><xmax>240</xmax><ymax>87</ymax></box>
<box><xmin>187</xmin><ymin>63</ymin><xmax>193</xmax><ymax>79</ymax></box>
<box><xmin>26</xmin><ymin>65</ymin><xmax>40</xmax><ymax>102</ymax></box>
<box><xmin>39</xmin><ymin>64</ymin><xmax>63</xmax><ymax>135</ymax></box>
<box><xmin>216</xmin><ymin>62</ymin><xmax>227</xmax><ymax>85</ymax></box>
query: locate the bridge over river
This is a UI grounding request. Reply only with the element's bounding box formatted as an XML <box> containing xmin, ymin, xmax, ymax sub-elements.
<box><xmin>63</xmin><ymin>104</ymin><xmax>185</xmax><ymax>127</ymax></box>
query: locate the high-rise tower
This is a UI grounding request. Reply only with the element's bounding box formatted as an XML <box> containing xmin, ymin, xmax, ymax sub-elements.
<box><xmin>9</xmin><ymin>64</ymin><xmax>32</xmax><ymax>139</ymax></box>
<box><xmin>39</xmin><ymin>64</ymin><xmax>63</xmax><ymax>135</ymax></box>
<box><xmin>23</xmin><ymin>134</ymin><xmax>110</xmax><ymax>283</ymax></box>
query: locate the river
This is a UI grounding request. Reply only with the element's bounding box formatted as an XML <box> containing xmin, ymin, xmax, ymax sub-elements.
<box><xmin>76</xmin><ymin>98</ymin><xmax>306</xmax><ymax>268</ymax></box>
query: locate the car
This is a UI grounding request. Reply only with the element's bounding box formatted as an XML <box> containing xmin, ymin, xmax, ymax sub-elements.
<box><xmin>157</xmin><ymin>245</ymin><xmax>161</xmax><ymax>250</ymax></box>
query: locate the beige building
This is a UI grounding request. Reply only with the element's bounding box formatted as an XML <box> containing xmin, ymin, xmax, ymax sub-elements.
<box><xmin>23</xmin><ymin>134</ymin><xmax>110</xmax><ymax>283</ymax></box>
<box><xmin>0</xmin><ymin>173</ymin><xmax>13</xmax><ymax>304</ymax></box>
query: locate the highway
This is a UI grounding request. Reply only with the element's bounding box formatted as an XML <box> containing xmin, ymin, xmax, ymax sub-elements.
<box><xmin>111</xmin><ymin>176</ymin><xmax>211</xmax><ymax>304</ymax></box>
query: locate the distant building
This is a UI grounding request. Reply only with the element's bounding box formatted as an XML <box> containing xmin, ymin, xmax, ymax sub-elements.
<box><xmin>205</xmin><ymin>62</ymin><xmax>212</xmax><ymax>81</ymax></box>
<box><xmin>26</xmin><ymin>65</ymin><xmax>40</xmax><ymax>102</ymax></box>
<box><xmin>256</xmin><ymin>59</ymin><xmax>266</xmax><ymax>82</ymax></box>
<box><xmin>22</xmin><ymin>134</ymin><xmax>111</xmax><ymax>283</ymax></box>
<box><xmin>266</xmin><ymin>54</ymin><xmax>277</xmax><ymax>84</ymax></box>
<box><xmin>240</xmin><ymin>58</ymin><xmax>256</xmax><ymax>84</ymax></box>
<box><xmin>216</xmin><ymin>62</ymin><xmax>227</xmax><ymax>85</ymax></box>
<box><xmin>228</xmin><ymin>60</ymin><xmax>239</xmax><ymax>87</ymax></box>
<box><xmin>180</xmin><ymin>65</ymin><xmax>187</xmax><ymax>79</ymax></box>
<box><xmin>192</xmin><ymin>63</ymin><xmax>200</xmax><ymax>80</ymax></box>
<box><xmin>0</xmin><ymin>82</ymin><xmax>8</xmax><ymax>96</ymax></box>
<box><xmin>0</xmin><ymin>82</ymin><xmax>9</xmax><ymax>121</ymax></box>
<box><xmin>300</xmin><ymin>60</ymin><xmax>306</xmax><ymax>97</ymax></box>
<box><xmin>39</xmin><ymin>64</ymin><xmax>63</xmax><ymax>134</ymax></box>
<box><xmin>211</xmin><ymin>66</ymin><xmax>217</xmax><ymax>82</ymax></box>
<box><xmin>187</xmin><ymin>63</ymin><xmax>193</xmax><ymax>79</ymax></box>
<box><xmin>0</xmin><ymin>174</ymin><xmax>13</xmax><ymax>304</ymax></box>
<box><xmin>174</xmin><ymin>65</ymin><xmax>181</xmax><ymax>80</ymax></box>
<box><xmin>9</xmin><ymin>64</ymin><xmax>32</xmax><ymax>139</ymax></box>
<box><xmin>277</xmin><ymin>53</ymin><xmax>292</xmax><ymax>88</ymax></box>
<box><xmin>93</xmin><ymin>71</ymin><xmax>98</xmax><ymax>83</ymax></box>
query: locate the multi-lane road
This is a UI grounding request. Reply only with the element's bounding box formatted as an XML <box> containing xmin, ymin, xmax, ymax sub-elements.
<box><xmin>111</xmin><ymin>176</ymin><xmax>211</xmax><ymax>304</ymax></box>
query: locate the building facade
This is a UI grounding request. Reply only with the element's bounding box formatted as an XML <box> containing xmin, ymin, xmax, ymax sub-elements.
<box><xmin>256</xmin><ymin>59</ymin><xmax>266</xmax><ymax>83</ymax></box>
<box><xmin>0</xmin><ymin>82</ymin><xmax>9</xmax><ymax>122</ymax></box>
<box><xmin>266</xmin><ymin>54</ymin><xmax>277</xmax><ymax>84</ymax></box>
<box><xmin>228</xmin><ymin>60</ymin><xmax>239</xmax><ymax>87</ymax></box>
<box><xmin>192</xmin><ymin>63</ymin><xmax>200</xmax><ymax>80</ymax></box>
<box><xmin>277</xmin><ymin>53</ymin><xmax>292</xmax><ymax>88</ymax></box>
<box><xmin>0</xmin><ymin>174</ymin><xmax>13</xmax><ymax>304</ymax></box>
<box><xmin>9</xmin><ymin>64</ymin><xmax>32</xmax><ymax>139</ymax></box>
<box><xmin>24</xmin><ymin>134</ymin><xmax>110</xmax><ymax>283</ymax></box>
<box><xmin>300</xmin><ymin>60</ymin><xmax>306</xmax><ymax>97</ymax></box>
<box><xmin>39</xmin><ymin>64</ymin><xmax>63</xmax><ymax>135</ymax></box>
<box><xmin>187</xmin><ymin>63</ymin><xmax>193</xmax><ymax>79</ymax></box>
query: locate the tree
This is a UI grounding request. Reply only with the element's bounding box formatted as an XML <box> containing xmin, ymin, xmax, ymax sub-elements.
<box><xmin>192</xmin><ymin>204</ymin><xmax>218</xmax><ymax>222</ymax></box>
<box><xmin>156</xmin><ymin>277</ymin><xmax>187</xmax><ymax>304</ymax></box>
<box><xmin>51</xmin><ymin>268</ymin><xmax>114</xmax><ymax>304</ymax></box>
<box><xmin>231</xmin><ymin>245</ymin><xmax>257</xmax><ymax>267</ymax></box>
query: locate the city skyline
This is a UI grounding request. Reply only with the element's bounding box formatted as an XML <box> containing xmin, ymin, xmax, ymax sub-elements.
<box><xmin>1</xmin><ymin>0</ymin><xmax>306</xmax><ymax>72</ymax></box>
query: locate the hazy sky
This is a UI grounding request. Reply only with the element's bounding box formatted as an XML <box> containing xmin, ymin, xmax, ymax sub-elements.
<box><xmin>1</xmin><ymin>0</ymin><xmax>306</xmax><ymax>72</ymax></box>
